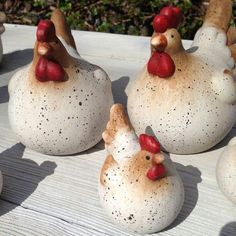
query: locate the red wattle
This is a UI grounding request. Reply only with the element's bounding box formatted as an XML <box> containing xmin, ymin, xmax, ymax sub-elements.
<box><xmin>35</xmin><ymin>57</ymin><xmax>65</xmax><ymax>82</ymax></box>
<box><xmin>139</xmin><ymin>134</ymin><xmax>161</xmax><ymax>154</ymax></box>
<box><xmin>46</xmin><ymin>60</ymin><xmax>65</xmax><ymax>81</ymax></box>
<box><xmin>147</xmin><ymin>52</ymin><xmax>175</xmax><ymax>78</ymax></box>
<box><xmin>35</xmin><ymin>57</ymin><xmax>48</xmax><ymax>82</ymax></box>
<box><xmin>147</xmin><ymin>164</ymin><xmax>166</xmax><ymax>181</ymax></box>
<box><xmin>37</xmin><ymin>20</ymin><xmax>56</xmax><ymax>42</ymax></box>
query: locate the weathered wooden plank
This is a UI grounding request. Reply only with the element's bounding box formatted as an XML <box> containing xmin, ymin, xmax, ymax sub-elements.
<box><xmin>0</xmin><ymin>199</ymin><xmax>106</xmax><ymax>236</ymax></box>
<box><xmin>0</xmin><ymin>131</ymin><xmax>235</xmax><ymax>236</ymax></box>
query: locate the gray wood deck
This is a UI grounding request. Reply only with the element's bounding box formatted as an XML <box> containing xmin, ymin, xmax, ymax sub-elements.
<box><xmin>0</xmin><ymin>24</ymin><xmax>235</xmax><ymax>236</ymax></box>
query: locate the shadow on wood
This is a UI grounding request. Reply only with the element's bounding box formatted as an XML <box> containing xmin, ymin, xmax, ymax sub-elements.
<box><xmin>165</xmin><ymin>163</ymin><xmax>202</xmax><ymax>231</ymax></box>
<box><xmin>0</xmin><ymin>85</ymin><xmax>8</xmax><ymax>103</ymax></box>
<box><xmin>220</xmin><ymin>222</ymin><xmax>236</xmax><ymax>236</ymax></box>
<box><xmin>0</xmin><ymin>49</ymin><xmax>33</xmax><ymax>75</ymax></box>
<box><xmin>0</xmin><ymin>143</ymin><xmax>57</xmax><ymax>216</ymax></box>
<box><xmin>208</xmin><ymin>127</ymin><xmax>236</xmax><ymax>152</ymax></box>
<box><xmin>112</xmin><ymin>76</ymin><xmax>129</xmax><ymax>106</ymax></box>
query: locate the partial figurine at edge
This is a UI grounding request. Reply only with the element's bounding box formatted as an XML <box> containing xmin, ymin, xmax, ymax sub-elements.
<box><xmin>0</xmin><ymin>12</ymin><xmax>6</xmax><ymax>63</ymax></box>
<box><xmin>128</xmin><ymin>0</ymin><xmax>236</xmax><ymax>154</ymax></box>
<box><xmin>216</xmin><ymin>137</ymin><xmax>236</xmax><ymax>204</ymax></box>
<box><xmin>99</xmin><ymin>104</ymin><xmax>184</xmax><ymax>234</ymax></box>
<box><xmin>0</xmin><ymin>170</ymin><xmax>2</xmax><ymax>195</ymax></box>
<box><xmin>0</xmin><ymin>12</ymin><xmax>7</xmax><ymax>194</ymax></box>
<box><xmin>8</xmin><ymin>9</ymin><xmax>113</xmax><ymax>155</ymax></box>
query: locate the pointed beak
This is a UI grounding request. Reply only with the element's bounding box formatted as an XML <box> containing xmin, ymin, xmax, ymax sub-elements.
<box><xmin>152</xmin><ymin>153</ymin><xmax>164</xmax><ymax>165</ymax></box>
<box><xmin>37</xmin><ymin>42</ymin><xmax>52</xmax><ymax>56</ymax></box>
<box><xmin>151</xmin><ymin>34</ymin><xmax>167</xmax><ymax>52</ymax></box>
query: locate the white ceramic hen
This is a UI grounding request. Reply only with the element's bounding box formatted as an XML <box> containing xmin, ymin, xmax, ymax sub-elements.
<box><xmin>99</xmin><ymin>104</ymin><xmax>184</xmax><ymax>234</ymax></box>
<box><xmin>0</xmin><ymin>12</ymin><xmax>6</xmax><ymax>63</ymax></box>
<box><xmin>127</xmin><ymin>0</ymin><xmax>236</xmax><ymax>154</ymax></box>
<box><xmin>216</xmin><ymin>137</ymin><xmax>236</xmax><ymax>204</ymax></box>
<box><xmin>8</xmin><ymin>10</ymin><xmax>113</xmax><ymax>155</ymax></box>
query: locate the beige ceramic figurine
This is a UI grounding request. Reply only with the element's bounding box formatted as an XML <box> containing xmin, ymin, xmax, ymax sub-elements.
<box><xmin>128</xmin><ymin>0</ymin><xmax>236</xmax><ymax>154</ymax></box>
<box><xmin>99</xmin><ymin>104</ymin><xmax>184</xmax><ymax>234</ymax></box>
<box><xmin>8</xmin><ymin>9</ymin><xmax>113</xmax><ymax>155</ymax></box>
<box><xmin>216</xmin><ymin>137</ymin><xmax>236</xmax><ymax>204</ymax></box>
<box><xmin>0</xmin><ymin>12</ymin><xmax>6</xmax><ymax>63</ymax></box>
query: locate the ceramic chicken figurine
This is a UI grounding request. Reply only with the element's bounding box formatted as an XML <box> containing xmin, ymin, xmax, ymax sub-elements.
<box><xmin>99</xmin><ymin>104</ymin><xmax>184</xmax><ymax>234</ymax></box>
<box><xmin>216</xmin><ymin>137</ymin><xmax>236</xmax><ymax>204</ymax></box>
<box><xmin>8</xmin><ymin>9</ymin><xmax>113</xmax><ymax>155</ymax></box>
<box><xmin>0</xmin><ymin>12</ymin><xmax>6</xmax><ymax>63</ymax></box>
<box><xmin>127</xmin><ymin>0</ymin><xmax>236</xmax><ymax>154</ymax></box>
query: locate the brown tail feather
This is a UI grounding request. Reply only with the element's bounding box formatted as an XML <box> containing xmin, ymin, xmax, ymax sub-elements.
<box><xmin>230</xmin><ymin>44</ymin><xmax>236</xmax><ymax>62</ymax></box>
<box><xmin>227</xmin><ymin>26</ymin><xmax>236</xmax><ymax>46</ymax></box>
<box><xmin>0</xmin><ymin>12</ymin><xmax>6</xmax><ymax>23</ymax></box>
<box><xmin>51</xmin><ymin>8</ymin><xmax>77</xmax><ymax>50</ymax></box>
<box><xmin>203</xmin><ymin>0</ymin><xmax>232</xmax><ymax>32</ymax></box>
<box><xmin>102</xmin><ymin>104</ymin><xmax>133</xmax><ymax>145</ymax></box>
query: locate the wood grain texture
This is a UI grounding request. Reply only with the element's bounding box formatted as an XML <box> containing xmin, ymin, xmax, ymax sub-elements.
<box><xmin>0</xmin><ymin>24</ymin><xmax>235</xmax><ymax>236</ymax></box>
<box><xmin>0</xmin><ymin>200</ymin><xmax>103</xmax><ymax>236</ymax></box>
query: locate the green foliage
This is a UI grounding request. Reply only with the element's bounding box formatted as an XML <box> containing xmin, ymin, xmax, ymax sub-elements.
<box><xmin>1</xmin><ymin>0</ymin><xmax>236</xmax><ymax>39</ymax></box>
<box><xmin>33</xmin><ymin>0</ymin><xmax>48</xmax><ymax>8</ymax></box>
<box><xmin>55</xmin><ymin>0</ymin><xmax>205</xmax><ymax>39</ymax></box>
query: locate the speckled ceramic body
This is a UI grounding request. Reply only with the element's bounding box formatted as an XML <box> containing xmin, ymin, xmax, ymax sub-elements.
<box><xmin>128</xmin><ymin>26</ymin><xmax>236</xmax><ymax>154</ymax></box>
<box><xmin>216</xmin><ymin>137</ymin><xmax>236</xmax><ymax>204</ymax></box>
<box><xmin>8</xmin><ymin>56</ymin><xmax>113</xmax><ymax>155</ymax></box>
<box><xmin>99</xmin><ymin>151</ymin><xmax>184</xmax><ymax>234</ymax></box>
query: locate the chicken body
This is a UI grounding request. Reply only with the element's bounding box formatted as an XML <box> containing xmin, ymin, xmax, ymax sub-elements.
<box><xmin>99</xmin><ymin>104</ymin><xmax>184</xmax><ymax>233</ymax></box>
<box><xmin>128</xmin><ymin>0</ymin><xmax>236</xmax><ymax>154</ymax></box>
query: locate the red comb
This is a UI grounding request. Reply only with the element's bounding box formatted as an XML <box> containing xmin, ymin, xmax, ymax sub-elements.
<box><xmin>37</xmin><ymin>20</ymin><xmax>56</xmax><ymax>42</ymax></box>
<box><xmin>153</xmin><ymin>6</ymin><xmax>182</xmax><ymax>33</ymax></box>
<box><xmin>139</xmin><ymin>134</ymin><xmax>161</xmax><ymax>153</ymax></box>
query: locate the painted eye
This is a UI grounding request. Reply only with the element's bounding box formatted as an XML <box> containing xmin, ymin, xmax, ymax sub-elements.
<box><xmin>146</xmin><ymin>156</ymin><xmax>151</xmax><ymax>160</ymax></box>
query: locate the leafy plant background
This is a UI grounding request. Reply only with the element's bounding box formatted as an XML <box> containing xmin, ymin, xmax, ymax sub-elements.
<box><xmin>0</xmin><ymin>0</ymin><xmax>236</xmax><ymax>39</ymax></box>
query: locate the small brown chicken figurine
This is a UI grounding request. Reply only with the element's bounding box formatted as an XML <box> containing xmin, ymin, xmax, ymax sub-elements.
<box><xmin>128</xmin><ymin>0</ymin><xmax>236</xmax><ymax>154</ymax></box>
<box><xmin>99</xmin><ymin>104</ymin><xmax>184</xmax><ymax>234</ymax></box>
